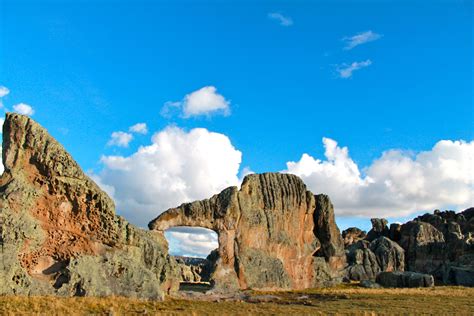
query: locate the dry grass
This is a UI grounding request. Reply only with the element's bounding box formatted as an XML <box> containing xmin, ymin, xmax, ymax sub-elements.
<box><xmin>0</xmin><ymin>284</ymin><xmax>473</xmax><ymax>315</ymax></box>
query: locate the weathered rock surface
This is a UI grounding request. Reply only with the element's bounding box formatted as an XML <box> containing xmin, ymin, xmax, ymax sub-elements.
<box><xmin>342</xmin><ymin>227</ymin><xmax>366</xmax><ymax>248</ymax></box>
<box><xmin>366</xmin><ymin>218</ymin><xmax>390</xmax><ymax>241</ymax></box>
<box><xmin>174</xmin><ymin>256</ymin><xmax>213</xmax><ymax>283</ymax></box>
<box><xmin>347</xmin><ymin>208</ymin><xmax>474</xmax><ymax>286</ymax></box>
<box><xmin>346</xmin><ymin>241</ymin><xmax>380</xmax><ymax>281</ymax></box>
<box><xmin>0</xmin><ymin>113</ymin><xmax>178</xmax><ymax>298</ymax></box>
<box><xmin>376</xmin><ymin>271</ymin><xmax>434</xmax><ymax>288</ymax></box>
<box><xmin>149</xmin><ymin>173</ymin><xmax>346</xmax><ymax>291</ymax></box>
<box><xmin>399</xmin><ymin>209</ymin><xmax>474</xmax><ymax>286</ymax></box>
<box><xmin>389</xmin><ymin>223</ymin><xmax>402</xmax><ymax>242</ymax></box>
<box><xmin>345</xmin><ymin>237</ymin><xmax>404</xmax><ymax>281</ymax></box>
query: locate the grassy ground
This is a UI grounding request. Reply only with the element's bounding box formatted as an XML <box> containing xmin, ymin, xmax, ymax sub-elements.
<box><xmin>0</xmin><ymin>284</ymin><xmax>473</xmax><ymax>315</ymax></box>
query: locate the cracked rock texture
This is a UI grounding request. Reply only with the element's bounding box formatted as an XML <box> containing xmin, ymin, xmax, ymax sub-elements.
<box><xmin>149</xmin><ymin>173</ymin><xmax>346</xmax><ymax>291</ymax></box>
<box><xmin>0</xmin><ymin>113</ymin><xmax>178</xmax><ymax>298</ymax></box>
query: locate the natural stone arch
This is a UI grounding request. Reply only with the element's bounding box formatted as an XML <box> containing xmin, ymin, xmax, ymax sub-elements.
<box><xmin>150</xmin><ymin>173</ymin><xmax>346</xmax><ymax>292</ymax></box>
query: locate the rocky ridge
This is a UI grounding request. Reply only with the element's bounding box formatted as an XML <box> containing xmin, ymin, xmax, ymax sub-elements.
<box><xmin>0</xmin><ymin>113</ymin><xmax>179</xmax><ymax>298</ymax></box>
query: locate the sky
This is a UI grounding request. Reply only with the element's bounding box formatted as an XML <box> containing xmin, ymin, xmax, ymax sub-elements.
<box><xmin>0</xmin><ymin>0</ymin><xmax>472</xmax><ymax>257</ymax></box>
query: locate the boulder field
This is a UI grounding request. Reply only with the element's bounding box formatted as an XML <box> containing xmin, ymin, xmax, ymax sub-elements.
<box><xmin>0</xmin><ymin>113</ymin><xmax>472</xmax><ymax>298</ymax></box>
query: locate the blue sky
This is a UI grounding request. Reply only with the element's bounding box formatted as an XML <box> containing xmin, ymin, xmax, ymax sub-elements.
<box><xmin>1</xmin><ymin>0</ymin><xmax>472</xmax><ymax>256</ymax></box>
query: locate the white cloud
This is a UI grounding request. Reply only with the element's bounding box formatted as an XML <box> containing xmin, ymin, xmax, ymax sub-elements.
<box><xmin>0</xmin><ymin>86</ymin><xmax>9</xmax><ymax>98</ymax></box>
<box><xmin>160</xmin><ymin>101</ymin><xmax>181</xmax><ymax>118</ymax></box>
<box><xmin>166</xmin><ymin>227</ymin><xmax>218</xmax><ymax>257</ymax></box>
<box><xmin>96</xmin><ymin>126</ymin><xmax>242</xmax><ymax>228</ymax></box>
<box><xmin>268</xmin><ymin>12</ymin><xmax>293</xmax><ymax>26</ymax></box>
<box><xmin>107</xmin><ymin>131</ymin><xmax>133</xmax><ymax>147</ymax></box>
<box><xmin>183</xmin><ymin>86</ymin><xmax>230</xmax><ymax>118</ymax></box>
<box><xmin>162</xmin><ymin>86</ymin><xmax>231</xmax><ymax>118</ymax></box>
<box><xmin>13</xmin><ymin>103</ymin><xmax>34</xmax><ymax>116</ymax></box>
<box><xmin>129</xmin><ymin>123</ymin><xmax>148</xmax><ymax>135</ymax></box>
<box><xmin>284</xmin><ymin>138</ymin><xmax>474</xmax><ymax>218</ymax></box>
<box><xmin>337</xmin><ymin>60</ymin><xmax>372</xmax><ymax>78</ymax></box>
<box><xmin>343</xmin><ymin>30</ymin><xmax>382</xmax><ymax>50</ymax></box>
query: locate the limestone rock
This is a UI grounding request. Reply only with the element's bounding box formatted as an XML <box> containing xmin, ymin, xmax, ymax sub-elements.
<box><xmin>376</xmin><ymin>271</ymin><xmax>434</xmax><ymax>288</ymax></box>
<box><xmin>366</xmin><ymin>218</ymin><xmax>390</xmax><ymax>241</ymax></box>
<box><xmin>399</xmin><ymin>221</ymin><xmax>445</xmax><ymax>274</ymax></box>
<box><xmin>149</xmin><ymin>173</ymin><xmax>346</xmax><ymax>291</ymax></box>
<box><xmin>342</xmin><ymin>227</ymin><xmax>366</xmax><ymax>248</ymax></box>
<box><xmin>389</xmin><ymin>223</ymin><xmax>402</xmax><ymax>242</ymax></box>
<box><xmin>369</xmin><ymin>237</ymin><xmax>404</xmax><ymax>272</ymax></box>
<box><xmin>399</xmin><ymin>209</ymin><xmax>474</xmax><ymax>286</ymax></box>
<box><xmin>346</xmin><ymin>241</ymin><xmax>380</xmax><ymax>281</ymax></box>
<box><xmin>345</xmin><ymin>237</ymin><xmax>404</xmax><ymax>281</ymax></box>
<box><xmin>313</xmin><ymin>194</ymin><xmax>346</xmax><ymax>273</ymax></box>
<box><xmin>0</xmin><ymin>113</ymin><xmax>178</xmax><ymax>298</ymax></box>
<box><xmin>174</xmin><ymin>256</ymin><xmax>212</xmax><ymax>283</ymax></box>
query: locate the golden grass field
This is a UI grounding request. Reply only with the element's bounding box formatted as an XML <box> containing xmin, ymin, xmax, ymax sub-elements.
<box><xmin>0</xmin><ymin>284</ymin><xmax>473</xmax><ymax>315</ymax></box>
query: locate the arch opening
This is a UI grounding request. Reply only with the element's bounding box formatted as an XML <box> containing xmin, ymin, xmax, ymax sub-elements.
<box><xmin>164</xmin><ymin>226</ymin><xmax>219</xmax><ymax>292</ymax></box>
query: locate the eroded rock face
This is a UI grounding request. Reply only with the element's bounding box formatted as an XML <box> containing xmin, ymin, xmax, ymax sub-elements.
<box><xmin>149</xmin><ymin>173</ymin><xmax>346</xmax><ymax>291</ymax></box>
<box><xmin>174</xmin><ymin>256</ymin><xmax>213</xmax><ymax>283</ymax></box>
<box><xmin>342</xmin><ymin>227</ymin><xmax>366</xmax><ymax>247</ymax></box>
<box><xmin>399</xmin><ymin>209</ymin><xmax>474</xmax><ymax>285</ymax></box>
<box><xmin>366</xmin><ymin>218</ymin><xmax>390</xmax><ymax>241</ymax></box>
<box><xmin>0</xmin><ymin>113</ymin><xmax>178</xmax><ymax>298</ymax></box>
<box><xmin>345</xmin><ymin>237</ymin><xmax>404</xmax><ymax>281</ymax></box>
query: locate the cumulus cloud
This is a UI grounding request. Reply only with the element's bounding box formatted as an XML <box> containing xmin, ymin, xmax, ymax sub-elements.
<box><xmin>337</xmin><ymin>60</ymin><xmax>372</xmax><ymax>78</ymax></box>
<box><xmin>166</xmin><ymin>227</ymin><xmax>218</xmax><ymax>257</ymax></box>
<box><xmin>268</xmin><ymin>12</ymin><xmax>293</xmax><ymax>26</ymax></box>
<box><xmin>343</xmin><ymin>30</ymin><xmax>382</xmax><ymax>50</ymax></box>
<box><xmin>96</xmin><ymin>126</ymin><xmax>242</xmax><ymax>227</ymax></box>
<box><xmin>162</xmin><ymin>86</ymin><xmax>231</xmax><ymax>118</ymax></box>
<box><xmin>107</xmin><ymin>131</ymin><xmax>133</xmax><ymax>147</ymax></box>
<box><xmin>285</xmin><ymin>138</ymin><xmax>474</xmax><ymax>218</ymax></box>
<box><xmin>13</xmin><ymin>103</ymin><xmax>34</xmax><ymax>116</ymax></box>
<box><xmin>129</xmin><ymin>123</ymin><xmax>148</xmax><ymax>135</ymax></box>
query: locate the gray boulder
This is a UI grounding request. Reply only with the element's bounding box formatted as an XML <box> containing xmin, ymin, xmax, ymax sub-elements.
<box><xmin>369</xmin><ymin>237</ymin><xmax>404</xmax><ymax>272</ymax></box>
<box><xmin>376</xmin><ymin>271</ymin><xmax>434</xmax><ymax>288</ymax></box>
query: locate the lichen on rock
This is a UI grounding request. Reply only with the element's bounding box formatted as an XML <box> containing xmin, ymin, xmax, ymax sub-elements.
<box><xmin>0</xmin><ymin>113</ymin><xmax>179</xmax><ymax>298</ymax></box>
<box><xmin>150</xmin><ymin>172</ymin><xmax>346</xmax><ymax>291</ymax></box>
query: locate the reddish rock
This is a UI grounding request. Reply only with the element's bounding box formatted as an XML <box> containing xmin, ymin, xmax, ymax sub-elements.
<box><xmin>149</xmin><ymin>173</ymin><xmax>346</xmax><ymax>291</ymax></box>
<box><xmin>0</xmin><ymin>113</ymin><xmax>178</xmax><ymax>298</ymax></box>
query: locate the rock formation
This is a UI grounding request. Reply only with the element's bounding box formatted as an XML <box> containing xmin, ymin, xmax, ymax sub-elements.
<box><xmin>345</xmin><ymin>237</ymin><xmax>404</xmax><ymax>281</ymax></box>
<box><xmin>399</xmin><ymin>209</ymin><xmax>474</xmax><ymax>285</ymax></box>
<box><xmin>342</xmin><ymin>227</ymin><xmax>366</xmax><ymax>247</ymax></box>
<box><xmin>149</xmin><ymin>173</ymin><xmax>346</xmax><ymax>291</ymax></box>
<box><xmin>345</xmin><ymin>209</ymin><xmax>474</xmax><ymax>287</ymax></box>
<box><xmin>366</xmin><ymin>218</ymin><xmax>390</xmax><ymax>241</ymax></box>
<box><xmin>376</xmin><ymin>271</ymin><xmax>434</xmax><ymax>288</ymax></box>
<box><xmin>174</xmin><ymin>256</ymin><xmax>213</xmax><ymax>283</ymax></box>
<box><xmin>0</xmin><ymin>113</ymin><xmax>178</xmax><ymax>298</ymax></box>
